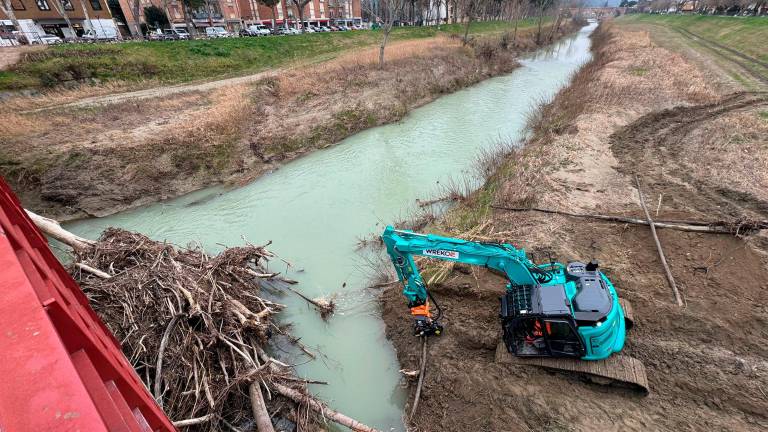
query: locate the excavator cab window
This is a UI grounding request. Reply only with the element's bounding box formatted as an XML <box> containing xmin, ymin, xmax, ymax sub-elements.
<box><xmin>503</xmin><ymin>317</ymin><xmax>584</xmax><ymax>358</ymax></box>
<box><xmin>506</xmin><ymin>317</ymin><xmax>548</xmax><ymax>357</ymax></box>
<box><xmin>543</xmin><ymin>319</ymin><xmax>584</xmax><ymax>358</ymax></box>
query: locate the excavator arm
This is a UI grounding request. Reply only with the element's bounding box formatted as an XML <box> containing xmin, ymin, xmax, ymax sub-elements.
<box><xmin>381</xmin><ymin>226</ymin><xmax>545</xmax><ymax>336</ymax></box>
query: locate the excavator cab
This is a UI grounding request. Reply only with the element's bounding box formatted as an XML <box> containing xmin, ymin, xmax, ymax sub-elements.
<box><xmin>500</xmin><ymin>284</ymin><xmax>586</xmax><ymax>358</ymax></box>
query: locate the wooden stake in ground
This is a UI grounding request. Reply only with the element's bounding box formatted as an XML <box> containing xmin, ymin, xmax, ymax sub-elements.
<box><xmin>409</xmin><ymin>337</ymin><xmax>428</xmax><ymax>421</ymax></box>
<box><xmin>635</xmin><ymin>176</ymin><xmax>683</xmax><ymax>307</ymax></box>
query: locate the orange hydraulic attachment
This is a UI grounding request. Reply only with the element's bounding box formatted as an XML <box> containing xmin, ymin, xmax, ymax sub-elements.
<box><xmin>410</xmin><ymin>301</ymin><xmax>431</xmax><ymax>318</ymax></box>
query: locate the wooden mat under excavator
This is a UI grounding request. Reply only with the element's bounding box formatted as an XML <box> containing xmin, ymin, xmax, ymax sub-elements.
<box><xmin>495</xmin><ymin>343</ymin><xmax>649</xmax><ymax>395</ymax></box>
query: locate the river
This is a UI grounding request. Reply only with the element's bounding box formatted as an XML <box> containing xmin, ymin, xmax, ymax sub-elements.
<box><xmin>66</xmin><ymin>23</ymin><xmax>596</xmax><ymax>431</ymax></box>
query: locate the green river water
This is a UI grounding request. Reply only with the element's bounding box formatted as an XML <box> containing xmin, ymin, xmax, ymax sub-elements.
<box><xmin>65</xmin><ymin>23</ymin><xmax>596</xmax><ymax>431</ymax></box>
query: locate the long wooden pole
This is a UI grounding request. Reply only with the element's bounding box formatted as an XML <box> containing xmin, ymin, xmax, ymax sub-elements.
<box><xmin>489</xmin><ymin>205</ymin><xmax>767</xmax><ymax>234</ymax></box>
<box><xmin>635</xmin><ymin>176</ymin><xmax>683</xmax><ymax>307</ymax></box>
<box><xmin>409</xmin><ymin>338</ymin><xmax>428</xmax><ymax>420</ymax></box>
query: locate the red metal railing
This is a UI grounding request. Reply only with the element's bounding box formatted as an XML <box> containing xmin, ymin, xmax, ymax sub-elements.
<box><xmin>0</xmin><ymin>177</ymin><xmax>175</xmax><ymax>432</ymax></box>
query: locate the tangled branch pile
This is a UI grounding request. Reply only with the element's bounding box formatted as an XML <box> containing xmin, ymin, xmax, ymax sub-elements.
<box><xmin>67</xmin><ymin>228</ymin><xmax>373</xmax><ymax>432</ymax></box>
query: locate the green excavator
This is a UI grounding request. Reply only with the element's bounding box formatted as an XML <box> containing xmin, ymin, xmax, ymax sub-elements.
<box><xmin>381</xmin><ymin>226</ymin><xmax>649</xmax><ymax>393</ymax></box>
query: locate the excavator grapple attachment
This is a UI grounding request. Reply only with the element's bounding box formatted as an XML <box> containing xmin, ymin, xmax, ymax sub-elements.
<box><xmin>495</xmin><ymin>342</ymin><xmax>649</xmax><ymax>394</ymax></box>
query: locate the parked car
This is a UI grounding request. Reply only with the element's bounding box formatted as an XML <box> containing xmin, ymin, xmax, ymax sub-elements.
<box><xmin>163</xmin><ymin>28</ymin><xmax>190</xmax><ymax>40</ymax></box>
<box><xmin>205</xmin><ymin>26</ymin><xmax>231</xmax><ymax>38</ymax></box>
<box><xmin>81</xmin><ymin>28</ymin><xmax>118</xmax><ymax>42</ymax></box>
<box><xmin>303</xmin><ymin>26</ymin><xmax>315</xmax><ymax>33</ymax></box>
<box><xmin>329</xmin><ymin>25</ymin><xmax>340</xmax><ymax>31</ymax></box>
<box><xmin>31</xmin><ymin>33</ymin><xmax>63</xmax><ymax>45</ymax></box>
<box><xmin>278</xmin><ymin>27</ymin><xmax>300</xmax><ymax>35</ymax></box>
<box><xmin>338</xmin><ymin>25</ymin><xmax>349</xmax><ymax>31</ymax></box>
<box><xmin>148</xmin><ymin>29</ymin><xmax>166</xmax><ymax>41</ymax></box>
<box><xmin>244</xmin><ymin>24</ymin><xmax>271</xmax><ymax>36</ymax></box>
<box><xmin>318</xmin><ymin>26</ymin><xmax>331</xmax><ymax>32</ymax></box>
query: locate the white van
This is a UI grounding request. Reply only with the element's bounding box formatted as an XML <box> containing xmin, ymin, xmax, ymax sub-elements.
<box><xmin>205</xmin><ymin>26</ymin><xmax>231</xmax><ymax>38</ymax></box>
<box><xmin>245</xmin><ymin>24</ymin><xmax>271</xmax><ymax>36</ymax></box>
<box><xmin>81</xmin><ymin>28</ymin><xmax>118</xmax><ymax>42</ymax></box>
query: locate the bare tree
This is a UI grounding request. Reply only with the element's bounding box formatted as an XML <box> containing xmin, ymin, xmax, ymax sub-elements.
<box><xmin>460</xmin><ymin>0</ymin><xmax>480</xmax><ymax>45</ymax></box>
<box><xmin>124</xmin><ymin>0</ymin><xmax>144</xmax><ymax>37</ymax></box>
<box><xmin>0</xmin><ymin>0</ymin><xmax>21</xmax><ymax>38</ymax></box>
<box><xmin>531</xmin><ymin>0</ymin><xmax>553</xmax><ymax>44</ymax></box>
<box><xmin>50</xmin><ymin>0</ymin><xmax>78</xmax><ymax>39</ymax></box>
<box><xmin>508</xmin><ymin>0</ymin><xmax>526</xmax><ymax>43</ymax></box>
<box><xmin>77</xmin><ymin>0</ymin><xmax>93</xmax><ymax>33</ymax></box>
<box><xmin>291</xmin><ymin>0</ymin><xmax>311</xmax><ymax>31</ymax></box>
<box><xmin>258</xmin><ymin>0</ymin><xmax>280</xmax><ymax>29</ymax></box>
<box><xmin>362</xmin><ymin>0</ymin><xmax>407</xmax><ymax>68</ymax></box>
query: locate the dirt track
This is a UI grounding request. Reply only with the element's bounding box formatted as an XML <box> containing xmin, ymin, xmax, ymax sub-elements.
<box><xmin>382</xmin><ymin>22</ymin><xmax>768</xmax><ymax>431</ymax></box>
<box><xmin>611</xmin><ymin>91</ymin><xmax>768</xmax><ymax>220</ymax></box>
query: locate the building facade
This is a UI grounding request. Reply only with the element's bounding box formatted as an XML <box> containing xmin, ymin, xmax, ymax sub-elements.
<box><xmin>0</xmin><ymin>0</ymin><xmax>118</xmax><ymax>40</ymax></box>
<box><xmin>236</xmin><ymin>0</ymin><xmax>361</xmax><ymax>28</ymax></box>
<box><xmin>1</xmin><ymin>0</ymin><xmax>362</xmax><ymax>41</ymax></box>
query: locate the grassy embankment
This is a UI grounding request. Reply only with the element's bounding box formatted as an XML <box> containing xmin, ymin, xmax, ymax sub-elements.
<box><xmin>0</xmin><ymin>19</ymin><xmax>546</xmax><ymax>91</ymax></box>
<box><xmin>618</xmin><ymin>14</ymin><xmax>767</xmax><ymax>88</ymax></box>
<box><xmin>618</xmin><ymin>14</ymin><xmax>767</xmax><ymax>62</ymax></box>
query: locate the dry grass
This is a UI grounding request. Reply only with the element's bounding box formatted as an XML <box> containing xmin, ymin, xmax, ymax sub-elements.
<box><xmin>1</xmin><ymin>80</ymin><xmax>147</xmax><ymax>113</ymax></box>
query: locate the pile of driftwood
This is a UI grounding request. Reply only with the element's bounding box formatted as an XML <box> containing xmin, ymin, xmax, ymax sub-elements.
<box><xmin>29</xmin><ymin>209</ymin><xmax>377</xmax><ymax>432</ymax></box>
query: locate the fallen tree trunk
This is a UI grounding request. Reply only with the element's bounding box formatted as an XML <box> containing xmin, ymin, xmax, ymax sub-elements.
<box><xmin>490</xmin><ymin>205</ymin><xmax>768</xmax><ymax>234</ymax></box>
<box><xmin>26</xmin><ymin>209</ymin><xmax>95</xmax><ymax>250</ymax></box>
<box><xmin>271</xmin><ymin>383</ymin><xmax>381</xmax><ymax>432</ymax></box>
<box><xmin>249</xmin><ymin>382</ymin><xmax>276</xmax><ymax>432</ymax></box>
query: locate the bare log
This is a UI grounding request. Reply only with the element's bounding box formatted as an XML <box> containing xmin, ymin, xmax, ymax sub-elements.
<box><xmin>409</xmin><ymin>338</ymin><xmax>428</xmax><ymax>421</ymax></box>
<box><xmin>490</xmin><ymin>205</ymin><xmax>767</xmax><ymax>234</ymax></box>
<box><xmin>249</xmin><ymin>382</ymin><xmax>276</xmax><ymax>432</ymax></box>
<box><xmin>154</xmin><ymin>314</ymin><xmax>181</xmax><ymax>407</ymax></box>
<box><xmin>271</xmin><ymin>383</ymin><xmax>381</xmax><ymax>432</ymax></box>
<box><xmin>26</xmin><ymin>209</ymin><xmax>95</xmax><ymax>250</ymax></box>
<box><xmin>635</xmin><ymin>176</ymin><xmax>683</xmax><ymax>307</ymax></box>
<box><xmin>172</xmin><ymin>414</ymin><xmax>215</xmax><ymax>427</ymax></box>
<box><xmin>74</xmin><ymin>262</ymin><xmax>112</xmax><ymax>279</ymax></box>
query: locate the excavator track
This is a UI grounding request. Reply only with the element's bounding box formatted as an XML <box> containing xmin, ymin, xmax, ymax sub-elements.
<box><xmin>495</xmin><ymin>342</ymin><xmax>649</xmax><ymax>395</ymax></box>
<box><xmin>619</xmin><ymin>298</ymin><xmax>634</xmax><ymax>330</ymax></box>
<box><xmin>495</xmin><ymin>298</ymin><xmax>648</xmax><ymax>394</ymax></box>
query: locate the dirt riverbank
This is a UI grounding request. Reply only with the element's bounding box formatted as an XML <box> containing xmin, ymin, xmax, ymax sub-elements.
<box><xmin>381</xmin><ymin>21</ymin><xmax>768</xmax><ymax>431</ymax></box>
<box><xmin>0</xmin><ymin>21</ymin><xmax>580</xmax><ymax>221</ymax></box>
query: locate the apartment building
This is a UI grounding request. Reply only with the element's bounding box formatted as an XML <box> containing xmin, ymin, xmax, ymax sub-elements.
<box><xmin>115</xmin><ymin>0</ymin><xmax>245</xmax><ymax>35</ymax></box>
<box><xmin>0</xmin><ymin>0</ymin><xmax>117</xmax><ymax>40</ymax></box>
<box><xmin>238</xmin><ymin>0</ymin><xmax>362</xmax><ymax>28</ymax></box>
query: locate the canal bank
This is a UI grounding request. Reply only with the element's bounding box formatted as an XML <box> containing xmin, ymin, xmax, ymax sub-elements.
<box><xmin>383</xmin><ymin>20</ymin><xmax>768</xmax><ymax>432</ymax></box>
<box><xmin>64</xmin><ymin>24</ymin><xmax>597</xmax><ymax>430</ymax></box>
<box><xmin>4</xmin><ymin>20</ymin><xmax>583</xmax><ymax>222</ymax></box>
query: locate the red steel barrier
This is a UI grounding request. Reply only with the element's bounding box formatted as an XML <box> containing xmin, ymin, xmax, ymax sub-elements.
<box><xmin>0</xmin><ymin>177</ymin><xmax>175</xmax><ymax>431</ymax></box>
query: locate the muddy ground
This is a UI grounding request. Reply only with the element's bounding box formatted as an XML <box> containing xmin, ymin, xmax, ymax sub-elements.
<box><xmin>0</xmin><ymin>22</ymin><xmax>579</xmax><ymax>221</ymax></box>
<box><xmin>382</xmin><ymin>22</ymin><xmax>768</xmax><ymax>431</ymax></box>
